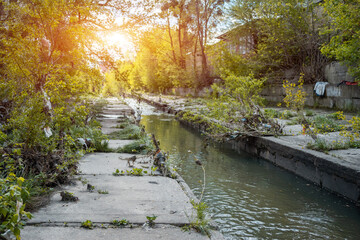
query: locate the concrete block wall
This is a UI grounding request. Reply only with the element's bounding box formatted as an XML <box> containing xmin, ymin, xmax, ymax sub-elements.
<box><xmin>261</xmin><ymin>83</ymin><xmax>360</xmax><ymax>111</ymax></box>
<box><xmin>262</xmin><ymin>61</ymin><xmax>360</xmax><ymax>110</ymax></box>
<box><xmin>325</xmin><ymin>62</ymin><xmax>355</xmax><ymax>84</ymax></box>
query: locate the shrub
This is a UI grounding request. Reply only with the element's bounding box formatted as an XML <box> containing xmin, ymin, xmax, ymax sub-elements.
<box><xmin>264</xmin><ymin>108</ymin><xmax>281</xmax><ymax>119</ymax></box>
<box><xmin>0</xmin><ymin>173</ymin><xmax>32</xmax><ymax>239</ymax></box>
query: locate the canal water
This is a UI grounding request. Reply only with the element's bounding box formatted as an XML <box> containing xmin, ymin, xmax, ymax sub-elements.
<box><xmin>135</xmin><ymin>101</ymin><xmax>360</xmax><ymax>239</ymax></box>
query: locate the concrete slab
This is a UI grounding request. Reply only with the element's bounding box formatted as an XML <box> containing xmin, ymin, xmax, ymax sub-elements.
<box><xmin>79</xmin><ymin>153</ymin><xmax>153</xmax><ymax>175</ymax></box>
<box><xmin>102</xmin><ymin>109</ymin><xmax>132</xmax><ymax>115</ymax></box>
<box><xmin>99</xmin><ymin>114</ymin><xmax>125</xmax><ymax>119</ymax></box>
<box><xmin>21</xmin><ymin>226</ymin><xmax>210</xmax><ymax>240</ymax></box>
<box><xmin>28</xmin><ymin>176</ymin><xmax>194</xmax><ymax>224</ymax></box>
<box><xmin>98</xmin><ymin>118</ymin><xmax>125</xmax><ymax>128</ymax></box>
<box><xmin>330</xmin><ymin>149</ymin><xmax>360</xmax><ymax>163</ymax></box>
<box><xmin>101</xmin><ymin>127</ymin><xmax>121</xmax><ymax>135</ymax></box>
<box><xmin>108</xmin><ymin>140</ymin><xmax>136</xmax><ymax>149</ymax></box>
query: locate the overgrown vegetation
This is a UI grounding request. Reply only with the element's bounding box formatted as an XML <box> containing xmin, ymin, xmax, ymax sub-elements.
<box><xmin>116</xmin><ymin>137</ymin><xmax>154</xmax><ymax>154</ymax></box>
<box><xmin>183</xmin><ymin>151</ymin><xmax>211</xmax><ymax>236</ymax></box>
<box><xmin>107</xmin><ymin>125</ymin><xmax>144</xmax><ymax>140</ymax></box>
<box><xmin>180</xmin><ymin>74</ymin><xmax>282</xmax><ymax>139</ymax></box>
<box><xmin>0</xmin><ymin>0</ymin><xmax>146</xmax><ymax>236</ymax></box>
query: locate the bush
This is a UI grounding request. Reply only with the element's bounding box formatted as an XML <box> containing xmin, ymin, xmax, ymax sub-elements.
<box><xmin>264</xmin><ymin>108</ymin><xmax>281</xmax><ymax>119</ymax></box>
<box><xmin>0</xmin><ymin>173</ymin><xmax>32</xmax><ymax>239</ymax></box>
<box><xmin>280</xmin><ymin>110</ymin><xmax>296</xmax><ymax>120</ymax></box>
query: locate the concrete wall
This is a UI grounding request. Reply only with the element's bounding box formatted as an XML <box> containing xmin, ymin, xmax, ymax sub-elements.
<box><xmin>164</xmin><ymin>87</ymin><xmax>213</xmax><ymax>97</ymax></box>
<box><xmin>261</xmin><ymin>83</ymin><xmax>360</xmax><ymax>111</ymax></box>
<box><xmin>325</xmin><ymin>62</ymin><xmax>355</xmax><ymax>84</ymax></box>
<box><xmin>262</xmin><ymin>61</ymin><xmax>359</xmax><ymax>110</ymax></box>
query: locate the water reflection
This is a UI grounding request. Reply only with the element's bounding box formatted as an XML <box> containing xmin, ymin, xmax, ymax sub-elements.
<box><xmin>141</xmin><ymin>114</ymin><xmax>360</xmax><ymax>240</ymax></box>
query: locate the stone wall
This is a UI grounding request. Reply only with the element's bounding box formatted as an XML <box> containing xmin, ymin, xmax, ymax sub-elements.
<box><xmin>261</xmin><ymin>83</ymin><xmax>360</xmax><ymax>111</ymax></box>
<box><xmin>325</xmin><ymin>62</ymin><xmax>355</xmax><ymax>84</ymax></box>
<box><xmin>262</xmin><ymin>62</ymin><xmax>360</xmax><ymax>110</ymax></box>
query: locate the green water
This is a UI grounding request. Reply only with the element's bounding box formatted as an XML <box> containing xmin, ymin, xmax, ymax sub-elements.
<box><xmin>141</xmin><ymin>114</ymin><xmax>360</xmax><ymax>240</ymax></box>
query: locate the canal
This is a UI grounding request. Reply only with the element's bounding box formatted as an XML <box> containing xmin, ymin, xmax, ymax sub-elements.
<box><xmin>135</xmin><ymin>101</ymin><xmax>360</xmax><ymax>239</ymax></box>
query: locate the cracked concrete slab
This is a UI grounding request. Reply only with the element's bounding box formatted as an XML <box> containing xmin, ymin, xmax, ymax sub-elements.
<box><xmin>21</xmin><ymin>226</ymin><xmax>210</xmax><ymax>240</ymax></box>
<box><xmin>107</xmin><ymin>140</ymin><xmax>136</xmax><ymax>149</ymax></box>
<box><xmin>27</xmin><ymin>176</ymin><xmax>194</xmax><ymax>225</ymax></box>
<box><xmin>79</xmin><ymin>153</ymin><xmax>153</xmax><ymax>175</ymax></box>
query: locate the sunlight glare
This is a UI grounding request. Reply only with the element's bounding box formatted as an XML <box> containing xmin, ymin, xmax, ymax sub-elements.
<box><xmin>106</xmin><ymin>32</ymin><xmax>132</xmax><ymax>52</ymax></box>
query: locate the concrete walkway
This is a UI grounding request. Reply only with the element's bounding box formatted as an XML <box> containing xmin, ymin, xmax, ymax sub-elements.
<box><xmin>21</xmin><ymin>98</ymin><xmax>221</xmax><ymax>240</ymax></box>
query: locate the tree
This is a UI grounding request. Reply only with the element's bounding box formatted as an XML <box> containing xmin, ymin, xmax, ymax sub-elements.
<box><xmin>129</xmin><ymin>28</ymin><xmax>193</xmax><ymax>92</ymax></box>
<box><xmin>321</xmin><ymin>0</ymin><xmax>360</xmax><ymax>81</ymax></box>
<box><xmin>226</xmin><ymin>0</ymin><xmax>328</xmax><ymax>83</ymax></box>
<box><xmin>193</xmin><ymin>0</ymin><xmax>228</xmax><ymax>86</ymax></box>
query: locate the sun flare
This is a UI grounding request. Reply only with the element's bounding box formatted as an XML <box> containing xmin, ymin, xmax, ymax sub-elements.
<box><xmin>106</xmin><ymin>32</ymin><xmax>132</xmax><ymax>51</ymax></box>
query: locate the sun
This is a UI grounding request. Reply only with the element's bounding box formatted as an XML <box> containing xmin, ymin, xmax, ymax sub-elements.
<box><xmin>105</xmin><ymin>32</ymin><xmax>133</xmax><ymax>52</ymax></box>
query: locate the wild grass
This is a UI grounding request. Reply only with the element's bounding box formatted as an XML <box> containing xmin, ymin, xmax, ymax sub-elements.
<box><xmin>306</xmin><ymin>138</ymin><xmax>359</xmax><ymax>152</ymax></box>
<box><xmin>311</xmin><ymin>115</ymin><xmax>343</xmax><ymax>133</ymax></box>
<box><xmin>107</xmin><ymin>125</ymin><xmax>143</xmax><ymax>140</ymax></box>
<box><xmin>281</xmin><ymin>110</ymin><xmax>296</xmax><ymax>119</ymax></box>
<box><xmin>264</xmin><ymin>108</ymin><xmax>281</xmax><ymax>119</ymax></box>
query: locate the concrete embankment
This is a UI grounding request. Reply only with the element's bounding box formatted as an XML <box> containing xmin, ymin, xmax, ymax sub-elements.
<box><xmin>21</xmin><ymin>98</ymin><xmax>224</xmax><ymax>240</ymax></box>
<box><xmin>139</xmin><ymin>95</ymin><xmax>360</xmax><ymax>205</ymax></box>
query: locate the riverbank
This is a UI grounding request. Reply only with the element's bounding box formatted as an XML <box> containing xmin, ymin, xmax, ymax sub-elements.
<box><xmin>21</xmin><ymin>98</ymin><xmax>224</xmax><ymax>240</ymax></box>
<box><xmin>139</xmin><ymin>94</ymin><xmax>360</xmax><ymax>204</ymax></box>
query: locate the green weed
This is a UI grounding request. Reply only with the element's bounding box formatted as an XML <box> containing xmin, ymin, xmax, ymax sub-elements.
<box><xmin>97</xmin><ymin>189</ymin><xmax>109</xmax><ymax>194</ymax></box>
<box><xmin>312</xmin><ymin>115</ymin><xmax>343</xmax><ymax>133</ymax></box>
<box><xmin>264</xmin><ymin>108</ymin><xmax>281</xmax><ymax>118</ymax></box>
<box><xmin>111</xmin><ymin>218</ymin><xmax>129</xmax><ymax>226</ymax></box>
<box><xmin>81</xmin><ymin>220</ymin><xmax>94</xmax><ymax>229</ymax></box>
<box><xmin>146</xmin><ymin>215</ymin><xmax>157</xmax><ymax>227</ymax></box>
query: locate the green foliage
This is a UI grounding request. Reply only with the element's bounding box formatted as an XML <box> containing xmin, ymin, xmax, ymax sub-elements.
<box><xmin>0</xmin><ymin>0</ymin><xmax>145</xmax><ymax>237</ymax></box>
<box><xmin>128</xmin><ymin>28</ymin><xmax>194</xmax><ymax>92</ymax></box>
<box><xmin>111</xmin><ymin>218</ymin><xmax>129</xmax><ymax>226</ymax></box>
<box><xmin>150</xmin><ymin>166</ymin><xmax>158</xmax><ymax>176</ymax></box>
<box><xmin>112</xmin><ymin>169</ymin><xmax>123</xmax><ymax>176</ymax></box>
<box><xmin>306</xmin><ymin>138</ymin><xmax>359</xmax><ymax>152</ymax></box>
<box><xmin>207</xmin><ymin>41</ymin><xmax>252</xmax><ymax>77</ymax></box>
<box><xmin>227</xmin><ymin>0</ymin><xmax>327</xmax><ymax>83</ymax></box>
<box><xmin>112</xmin><ymin>168</ymin><xmax>145</xmax><ymax>176</ymax></box>
<box><xmin>340</xmin><ymin>116</ymin><xmax>360</xmax><ymax>145</ymax></box>
<box><xmin>183</xmin><ymin>200</ymin><xmax>211</xmax><ymax>236</ymax></box>
<box><xmin>210</xmin><ymin>74</ymin><xmax>266</xmax><ymax>119</ymax></box>
<box><xmin>102</xmin><ymin>62</ymin><xmax>133</xmax><ymax>96</ymax></box>
<box><xmin>97</xmin><ymin>190</ymin><xmax>109</xmax><ymax>194</ymax></box>
<box><xmin>311</xmin><ymin>115</ymin><xmax>343</xmax><ymax>133</ymax></box>
<box><xmin>263</xmin><ymin>109</ymin><xmax>281</xmax><ymax>119</ymax></box>
<box><xmin>129</xmin><ymin>168</ymin><xmax>143</xmax><ymax>176</ymax></box>
<box><xmin>280</xmin><ymin>110</ymin><xmax>296</xmax><ymax>120</ymax></box>
<box><xmin>116</xmin><ymin>133</ymin><xmax>154</xmax><ymax>154</ymax></box>
<box><xmin>146</xmin><ymin>215</ymin><xmax>157</xmax><ymax>227</ymax></box>
<box><xmin>0</xmin><ymin>173</ymin><xmax>32</xmax><ymax>239</ymax></box>
<box><xmin>305</xmin><ymin>109</ymin><xmax>315</xmax><ymax>117</ymax></box>
<box><xmin>282</xmin><ymin>75</ymin><xmax>307</xmax><ymax>113</ymax></box>
<box><xmin>107</xmin><ymin>125</ymin><xmax>143</xmax><ymax>140</ymax></box>
<box><xmin>81</xmin><ymin>220</ymin><xmax>94</xmax><ymax>229</ymax></box>
<box><xmin>321</xmin><ymin>0</ymin><xmax>360</xmax><ymax>81</ymax></box>
<box><xmin>327</xmin><ymin>111</ymin><xmax>346</xmax><ymax>120</ymax></box>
